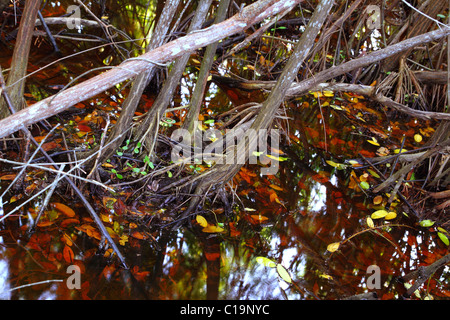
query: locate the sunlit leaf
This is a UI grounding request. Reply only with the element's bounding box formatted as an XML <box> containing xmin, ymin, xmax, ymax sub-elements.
<box><xmin>367</xmin><ymin>217</ymin><xmax>374</xmax><ymax>228</ymax></box>
<box><xmin>419</xmin><ymin>219</ymin><xmax>435</xmax><ymax>227</ymax></box>
<box><xmin>323</xmin><ymin>90</ymin><xmax>334</xmax><ymax>97</ymax></box>
<box><xmin>255</xmin><ymin>256</ymin><xmax>276</xmax><ymax>268</ymax></box>
<box><xmin>394</xmin><ymin>148</ymin><xmax>407</xmax><ymax>154</ymax></box>
<box><xmin>327</xmin><ymin>242</ymin><xmax>340</xmax><ymax>252</ymax></box>
<box><xmin>319</xmin><ymin>274</ymin><xmax>333</xmax><ymax>280</ymax></box>
<box><xmin>244</xmin><ymin>207</ymin><xmax>256</xmax><ymax>211</ymax></box>
<box><xmin>202</xmin><ymin>224</ymin><xmax>224</xmax><ymax>233</ymax></box>
<box><xmin>196</xmin><ymin>215</ymin><xmax>208</xmax><ymax>228</ymax></box>
<box><xmin>266</xmin><ymin>154</ymin><xmax>288</xmax><ymax>161</ymax></box>
<box><xmin>360</xmin><ymin>181</ymin><xmax>370</xmax><ymax>190</ymax></box>
<box><xmin>437</xmin><ymin>232</ymin><xmax>449</xmax><ymax>246</ymax></box>
<box><xmin>330</xmin><ymin>104</ymin><xmax>343</xmax><ymax>110</ymax></box>
<box><xmin>51</xmin><ymin>202</ymin><xmax>76</xmax><ymax>217</ymax></box>
<box><xmin>385</xmin><ymin>211</ymin><xmax>397</xmax><ymax>220</ymax></box>
<box><xmin>371</xmin><ymin>210</ymin><xmax>388</xmax><ymax>219</ymax></box>
<box><xmin>276</xmin><ymin>264</ymin><xmax>292</xmax><ymax>283</ymax></box>
<box><xmin>414</xmin><ymin>134</ymin><xmax>422</xmax><ymax>143</ymax></box>
<box><xmin>367</xmin><ymin>137</ymin><xmax>380</xmax><ymax>146</ymax></box>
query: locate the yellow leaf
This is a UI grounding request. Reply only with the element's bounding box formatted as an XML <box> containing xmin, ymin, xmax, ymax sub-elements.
<box><xmin>326</xmin><ymin>160</ymin><xmax>339</xmax><ymax>167</ymax></box>
<box><xmin>414</xmin><ymin>134</ymin><xmax>422</xmax><ymax>143</ymax></box>
<box><xmin>367</xmin><ymin>137</ymin><xmax>380</xmax><ymax>146</ymax></box>
<box><xmin>310</xmin><ymin>91</ymin><xmax>323</xmax><ymax>98</ymax></box>
<box><xmin>196</xmin><ymin>215</ymin><xmax>208</xmax><ymax>228</ymax></box>
<box><xmin>371</xmin><ymin>209</ymin><xmax>388</xmax><ymax>219</ymax></box>
<box><xmin>385</xmin><ymin>211</ymin><xmax>397</xmax><ymax>220</ymax></box>
<box><xmin>119</xmin><ymin>234</ymin><xmax>129</xmax><ymax>246</ymax></box>
<box><xmin>202</xmin><ymin>224</ymin><xmax>224</xmax><ymax>233</ymax></box>
<box><xmin>394</xmin><ymin>148</ymin><xmax>407</xmax><ymax>154</ymax></box>
<box><xmin>276</xmin><ymin>264</ymin><xmax>292</xmax><ymax>283</ymax></box>
<box><xmin>323</xmin><ymin>90</ymin><xmax>334</xmax><ymax>97</ymax></box>
<box><xmin>327</xmin><ymin>242</ymin><xmax>340</xmax><ymax>252</ymax></box>
<box><xmin>367</xmin><ymin>217</ymin><xmax>374</xmax><ymax>228</ymax></box>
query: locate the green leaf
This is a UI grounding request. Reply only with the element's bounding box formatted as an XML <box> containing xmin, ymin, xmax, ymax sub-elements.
<box><xmin>437</xmin><ymin>232</ymin><xmax>449</xmax><ymax>246</ymax></box>
<box><xmin>204</xmin><ymin>119</ymin><xmax>214</xmax><ymax>124</ymax></box>
<box><xmin>419</xmin><ymin>219</ymin><xmax>435</xmax><ymax>227</ymax></box>
<box><xmin>255</xmin><ymin>256</ymin><xmax>276</xmax><ymax>268</ymax></box>
<box><xmin>360</xmin><ymin>181</ymin><xmax>370</xmax><ymax>190</ymax></box>
<box><xmin>276</xmin><ymin>264</ymin><xmax>292</xmax><ymax>283</ymax></box>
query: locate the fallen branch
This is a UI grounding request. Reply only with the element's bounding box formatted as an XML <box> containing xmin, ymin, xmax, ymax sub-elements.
<box><xmin>401</xmin><ymin>253</ymin><xmax>450</xmax><ymax>298</ymax></box>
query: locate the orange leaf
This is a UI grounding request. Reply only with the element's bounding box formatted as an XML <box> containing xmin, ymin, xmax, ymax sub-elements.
<box><xmin>60</xmin><ymin>218</ymin><xmax>80</xmax><ymax>228</ymax></box>
<box><xmin>51</xmin><ymin>202</ymin><xmax>76</xmax><ymax>217</ymax></box>
<box><xmin>251</xmin><ymin>215</ymin><xmax>268</xmax><ymax>223</ymax></box>
<box><xmin>63</xmin><ymin>245</ymin><xmax>74</xmax><ymax>263</ymax></box>
<box><xmin>131</xmin><ymin>231</ymin><xmax>146</xmax><ymax>239</ymax></box>
<box><xmin>77</xmin><ymin>124</ymin><xmax>92</xmax><ymax>132</ymax></box>
<box><xmin>36</xmin><ymin>220</ymin><xmax>55</xmax><ymax>227</ymax></box>
<box><xmin>0</xmin><ymin>174</ymin><xmax>17</xmax><ymax>180</ymax></box>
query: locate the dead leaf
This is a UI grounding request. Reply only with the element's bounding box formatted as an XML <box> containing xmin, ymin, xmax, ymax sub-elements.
<box><xmin>51</xmin><ymin>202</ymin><xmax>76</xmax><ymax>217</ymax></box>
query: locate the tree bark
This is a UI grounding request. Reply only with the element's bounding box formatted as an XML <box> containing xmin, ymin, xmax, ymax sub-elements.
<box><xmin>0</xmin><ymin>0</ymin><xmax>42</xmax><ymax>119</ymax></box>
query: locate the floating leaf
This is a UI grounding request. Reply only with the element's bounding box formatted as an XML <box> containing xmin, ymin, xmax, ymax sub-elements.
<box><xmin>63</xmin><ymin>245</ymin><xmax>74</xmax><ymax>263</ymax></box>
<box><xmin>250</xmin><ymin>214</ymin><xmax>268</xmax><ymax>223</ymax></box>
<box><xmin>367</xmin><ymin>137</ymin><xmax>380</xmax><ymax>146</ymax></box>
<box><xmin>330</xmin><ymin>104</ymin><xmax>343</xmax><ymax>110</ymax></box>
<box><xmin>437</xmin><ymin>232</ymin><xmax>449</xmax><ymax>246</ymax></box>
<box><xmin>51</xmin><ymin>202</ymin><xmax>76</xmax><ymax>217</ymax></box>
<box><xmin>0</xmin><ymin>174</ymin><xmax>17</xmax><ymax>180</ymax></box>
<box><xmin>323</xmin><ymin>90</ymin><xmax>334</xmax><ymax>97</ymax></box>
<box><xmin>327</xmin><ymin>242</ymin><xmax>340</xmax><ymax>252</ymax></box>
<box><xmin>131</xmin><ymin>231</ymin><xmax>146</xmax><ymax>240</ymax></box>
<box><xmin>276</xmin><ymin>264</ymin><xmax>292</xmax><ymax>283</ymax></box>
<box><xmin>326</xmin><ymin>160</ymin><xmax>339</xmax><ymax>167</ymax></box>
<box><xmin>360</xmin><ymin>181</ymin><xmax>370</xmax><ymax>190</ymax></box>
<box><xmin>196</xmin><ymin>215</ymin><xmax>208</xmax><ymax>228</ymax></box>
<box><xmin>419</xmin><ymin>219</ymin><xmax>435</xmax><ymax>227</ymax></box>
<box><xmin>373</xmin><ymin>195</ymin><xmax>383</xmax><ymax>205</ymax></box>
<box><xmin>255</xmin><ymin>256</ymin><xmax>276</xmax><ymax>268</ymax></box>
<box><xmin>367</xmin><ymin>217</ymin><xmax>374</xmax><ymax>228</ymax></box>
<box><xmin>414</xmin><ymin>134</ymin><xmax>422</xmax><ymax>143</ymax></box>
<box><xmin>266</xmin><ymin>154</ymin><xmax>288</xmax><ymax>161</ymax></box>
<box><xmin>385</xmin><ymin>211</ymin><xmax>397</xmax><ymax>220</ymax></box>
<box><xmin>368</xmin><ymin>169</ymin><xmax>380</xmax><ymax>178</ymax></box>
<box><xmin>202</xmin><ymin>224</ymin><xmax>224</xmax><ymax>233</ymax></box>
<box><xmin>371</xmin><ymin>209</ymin><xmax>388</xmax><ymax>219</ymax></box>
<box><xmin>269</xmin><ymin>184</ymin><xmax>283</xmax><ymax>191</ymax></box>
